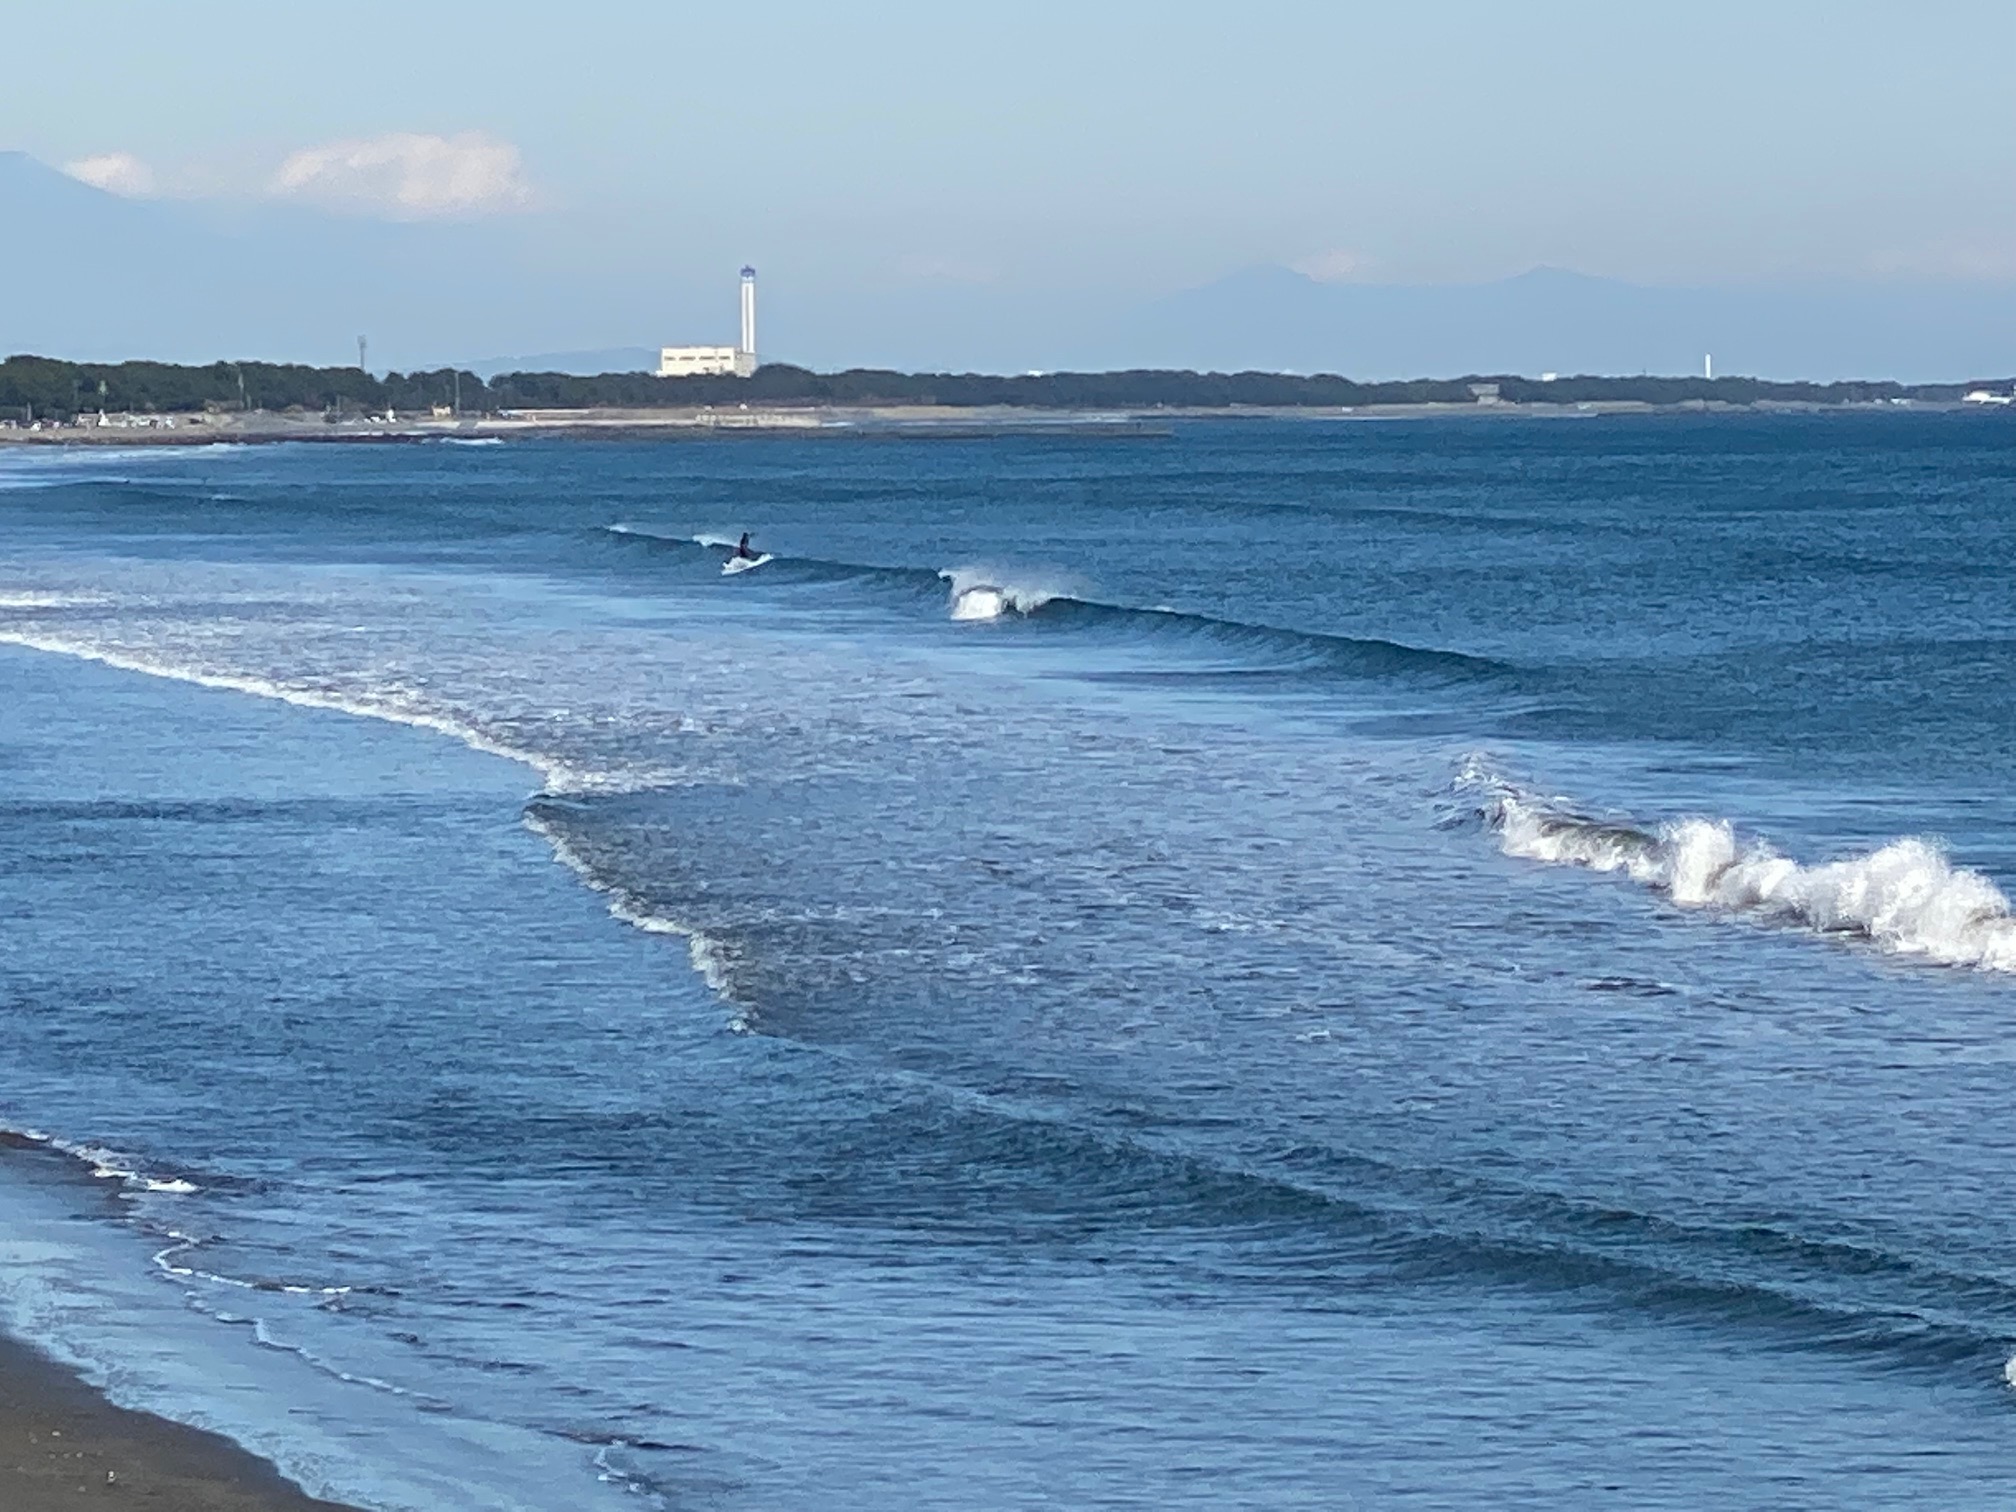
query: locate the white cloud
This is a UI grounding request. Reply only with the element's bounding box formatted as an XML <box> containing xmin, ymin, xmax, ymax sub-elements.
<box><xmin>1291</xmin><ymin>248</ymin><xmax>1371</xmax><ymax>283</ymax></box>
<box><xmin>63</xmin><ymin>152</ymin><xmax>157</xmax><ymax>197</ymax></box>
<box><xmin>269</xmin><ymin>131</ymin><xmax>534</xmax><ymax>218</ymax></box>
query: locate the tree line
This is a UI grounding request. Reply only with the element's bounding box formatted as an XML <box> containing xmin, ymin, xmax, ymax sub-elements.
<box><xmin>0</xmin><ymin>356</ymin><xmax>477</xmax><ymax>421</ymax></box>
<box><xmin>0</xmin><ymin>353</ymin><xmax>1994</xmax><ymax>421</ymax></box>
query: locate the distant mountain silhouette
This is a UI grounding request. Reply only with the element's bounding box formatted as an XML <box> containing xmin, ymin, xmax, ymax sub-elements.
<box><xmin>0</xmin><ymin>152</ymin><xmax>531</xmax><ymax>368</ymax></box>
<box><xmin>6</xmin><ymin>152</ymin><xmax>2014</xmax><ymax>380</ymax></box>
<box><xmin>1116</xmin><ymin>264</ymin><xmax>2016</xmax><ymax>382</ymax></box>
<box><xmin>0</xmin><ymin>153</ymin><xmax>669</xmax><ymax>371</ymax></box>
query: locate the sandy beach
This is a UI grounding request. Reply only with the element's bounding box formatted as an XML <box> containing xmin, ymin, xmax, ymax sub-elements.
<box><xmin>0</xmin><ymin>1126</ymin><xmax>358</xmax><ymax>1510</ymax></box>
<box><xmin>0</xmin><ymin>394</ymin><xmax>1951</xmax><ymax>451</ymax></box>
<box><xmin>0</xmin><ymin>1329</ymin><xmax>356</xmax><ymax>1511</ymax></box>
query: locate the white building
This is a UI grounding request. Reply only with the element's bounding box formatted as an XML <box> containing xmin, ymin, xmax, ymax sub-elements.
<box><xmin>658</xmin><ymin>345</ymin><xmax>744</xmax><ymax>377</ymax></box>
<box><xmin>660</xmin><ymin>267</ymin><xmax>760</xmax><ymax>379</ymax></box>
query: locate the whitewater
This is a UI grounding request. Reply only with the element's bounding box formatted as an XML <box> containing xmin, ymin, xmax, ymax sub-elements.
<box><xmin>1463</xmin><ymin>758</ymin><xmax>2016</xmax><ymax>971</ymax></box>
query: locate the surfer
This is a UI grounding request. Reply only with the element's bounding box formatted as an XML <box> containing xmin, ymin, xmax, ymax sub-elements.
<box><xmin>733</xmin><ymin>532</ymin><xmax>756</xmax><ymax>561</ymax></box>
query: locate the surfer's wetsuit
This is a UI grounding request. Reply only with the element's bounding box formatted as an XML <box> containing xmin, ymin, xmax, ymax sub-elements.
<box><xmin>734</xmin><ymin>533</ymin><xmax>755</xmax><ymax>560</ymax></box>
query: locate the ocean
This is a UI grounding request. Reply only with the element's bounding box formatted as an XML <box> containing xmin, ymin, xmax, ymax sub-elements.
<box><xmin>2</xmin><ymin>414</ymin><xmax>2016</xmax><ymax>1509</ymax></box>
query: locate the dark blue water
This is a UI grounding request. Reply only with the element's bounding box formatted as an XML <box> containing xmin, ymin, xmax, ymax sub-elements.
<box><xmin>3</xmin><ymin>416</ymin><xmax>2016</xmax><ymax>1509</ymax></box>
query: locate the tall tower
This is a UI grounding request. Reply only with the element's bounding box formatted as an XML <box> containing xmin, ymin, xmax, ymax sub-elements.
<box><xmin>738</xmin><ymin>266</ymin><xmax>758</xmax><ymax>374</ymax></box>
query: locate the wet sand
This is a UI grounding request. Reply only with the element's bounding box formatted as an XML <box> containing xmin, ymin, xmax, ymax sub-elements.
<box><xmin>0</xmin><ymin>1330</ymin><xmax>359</xmax><ymax>1511</ymax></box>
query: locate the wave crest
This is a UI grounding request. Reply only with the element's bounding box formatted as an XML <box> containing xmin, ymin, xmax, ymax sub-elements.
<box><xmin>523</xmin><ymin>805</ymin><xmax>739</xmax><ymax>1001</ymax></box>
<box><xmin>1461</xmin><ymin>757</ymin><xmax>2016</xmax><ymax>971</ymax></box>
<box><xmin>597</xmin><ymin>527</ymin><xmax>1505</xmax><ymax>685</ymax></box>
<box><xmin>940</xmin><ymin>564</ymin><xmax>1079</xmax><ymax>622</ymax></box>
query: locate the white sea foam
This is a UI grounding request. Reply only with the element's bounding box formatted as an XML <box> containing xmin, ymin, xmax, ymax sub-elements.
<box><xmin>940</xmin><ymin>564</ymin><xmax>1076</xmax><ymax>622</ymax></box>
<box><xmin>1</xmin><ymin>621</ymin><xmax>728</xmax><ymax>1042</ymax></box>
<box><xmin>522</xmin><ymin>810</ymin><xmax>738</xmax><ymax>1000</ymax></box>
<box><xmin>0</xmin><ymin>625</ymin><xmax>544</xmax><ymax>768</ymax></box>
<box><xmin>607</xmin><ymin>523</ymin><xmax>736</xmax><ymax>552</ymax></box>
<box><xmin>6</xmin><ymin>1125</ymin><xmax>202</xmax><ymax>1196</ymax></box>
<box><xmin>1461</xmin><ymin>756</ymin><xmax>2016</xmax><ymax>972</ymax></box>
<box><xmin>604</xmin><ymin>522</ymin><xmax>700</xmax><ymax>546</ymax></box>
<box><xmin>0</xmin><ymin>590</ymin><xmax>108</xmax><ymax>609</ymax></box>
<box><xmin>0</xmin><ymin>448</ymin><xmax>176</xmax><ymax>482</ymax></box>
<box><xmin>0</xmin><ymin>627</ymin><xmax>680</xmax><ymax>797</ymax></box>
<box><xmin>950</xmin><ymin>586</ymin><xmax>1010</xmax><ymax>621</ymax></box>
<box><xmin>239</xmin><ymin>1316</ymin><xmax>432</xmax><ymax>1404</ymax></box>
<box><xmin>151</xmin><ymin>1232</ymin><xmax>351</xmax><ymax>1299</ymax></box>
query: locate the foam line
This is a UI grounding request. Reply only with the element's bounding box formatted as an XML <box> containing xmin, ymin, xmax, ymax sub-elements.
<box><xmin>0</xmin><ymin>631</ymin><xmax>737</xmax><ymax>1016</ymax></box>
<box><xmin>1460</xmin><ymin>756</ymin><xmax>2016</xmax><ymax>971</ymax></box>
<box><xmin>1</xmin><ymin>1123</ymin><xmax>203</xmax><ymax>1195</ymax></box>
<box><xmin>0</xmin><ymin>627</ymin><xmax>662</xmax><ymax>797</ymax></box>
<box><xmin>0</xmin><ymin>591</ymin><xmax>110</xmax><ymax>608</ymax></box>
<box><xmin>521</xmin><ymin>808</ymin><xmax>738</xmax><ymax>1001</ymax></box>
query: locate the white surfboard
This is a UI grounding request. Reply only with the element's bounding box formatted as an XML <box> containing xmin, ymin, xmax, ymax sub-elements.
<box><xmin>722</xmin><ymin>553</ymin><xmax>772</xmax><ymax>576</ymax></box>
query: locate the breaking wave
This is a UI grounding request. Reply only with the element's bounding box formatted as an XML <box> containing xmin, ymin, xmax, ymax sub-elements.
<box><xmin>940</xmin><ymin>564</ymin><xmax>1078</xmax><ymax>621</ymax></box>
<box><xmin>0</xmin><ymin>444</ymin><xmax>247</xmax><ymax>491</ymax></box>
<box><xmin>0</xmin><ymin>627</ymin><xmax>550</xmax><ymax>779</ymax></box>
<box><xmin>1461</xmin><ymin>757</ymin><xmax>2016</xmax><ymax>971</ymax></box>
<box><xmin>0</xmin><ymin>627</ymin><xmax>676</xmax><ymax>798</ymax></box>
<box><xmin>0</xmin><ymin>1124</ymin><xmax>201</xmax><ymax>1195</ymax></box>
<box><xmin>523</xmin><ymin>804</ymin><xmax>739</xmax><ymax>1003</ymax></box>
<box><xmin>601</xmin><ymin>525</ymin><xmax>1510</xmax><ymax>687</ymax></box>
<box><xmin>0</xmin><ymin>590</ymin><xmax>109</xmax><ymax>609</ymax></box>
<box><xmin>0</xmin><ymin>626</ymin><xmax>741</xmax><ymax>1026</ymax></box>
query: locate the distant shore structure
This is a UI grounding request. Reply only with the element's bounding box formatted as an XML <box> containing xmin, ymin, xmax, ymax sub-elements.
<box><xmin>659</xmin><ymin>267</ymin><xmax>760</xmax><ymax>378</ymax></box>
<box><xmin>740</xmin><ymin>265</ymin><xmax>757</xmax><ymax>361</ymax></box>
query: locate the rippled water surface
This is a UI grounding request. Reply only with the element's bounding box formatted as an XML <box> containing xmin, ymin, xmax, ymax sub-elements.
<box><xmin>3</xmin><ymin>416</ymin><xmax>2016</xmax><ymax>1509</ymax></box>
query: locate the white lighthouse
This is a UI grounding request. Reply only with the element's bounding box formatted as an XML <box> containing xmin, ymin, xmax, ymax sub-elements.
<box><xmin>737</xmin><ymin>266</ymin><xmax>758</xmax><ymax>375</ymax></box>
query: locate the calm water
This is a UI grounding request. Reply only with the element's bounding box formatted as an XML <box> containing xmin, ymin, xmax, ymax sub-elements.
<box><xmin>2</xmin><ymin>416</ymin><xmax>2016</xmax><ymax>1509</ymax></box>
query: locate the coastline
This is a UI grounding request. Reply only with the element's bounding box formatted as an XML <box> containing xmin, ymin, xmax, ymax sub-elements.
<box><xmin>0</xmin><ymin>1323</ymin><xmax>358</xmax><ymax>1512</ymax></box>
<box><xmin>0</xmin><ymin>651</ymin><xmax>363</xmax><ymax>1512</ymax></box>
<box><xmin>0</xmin><ymin>395</ymin><xmax>1987</xmax><ymax>449</ymax></box>
<box><xmin>0</xmin><ymin>640</ymin><xmax>681</xmax><ymax>1512</ymax></box>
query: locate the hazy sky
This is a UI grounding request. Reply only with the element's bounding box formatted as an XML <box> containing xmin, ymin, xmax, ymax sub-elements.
<box><xmin>8</xmin><ymin>0</ymin><xmax>2013</xmax><ymax>289</ymax></box>
<box><xmin>4</xmin><ymin>1</ymin><xmax>2014</xmax><ymax>372</ymax></box>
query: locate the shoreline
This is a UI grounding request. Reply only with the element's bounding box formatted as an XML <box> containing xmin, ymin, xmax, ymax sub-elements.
<box><xmin>0</xmin><ymin>395</ymin><xmax>1991</xmax><ymax>448</ymax></box>
<box><xmin>0</xmin><ymin>1323</ymin><xmax>360</xmax><ymax>1512</ymax></box>
<box><xmin>0</xmin><ymin>640</ymin><xmax>664</xmax><ymax>1512</ymax></box>
<box><xmin>0</xmin><ymin>651</ymin><xmax>367</xmax><ymax>1511</ymax></box>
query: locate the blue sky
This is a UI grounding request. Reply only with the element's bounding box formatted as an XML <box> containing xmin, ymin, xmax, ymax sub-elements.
<box><xmin>3</xmin><ymin>1</ymin><xmax>2013</xmax><ymax>371</ymax></box>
